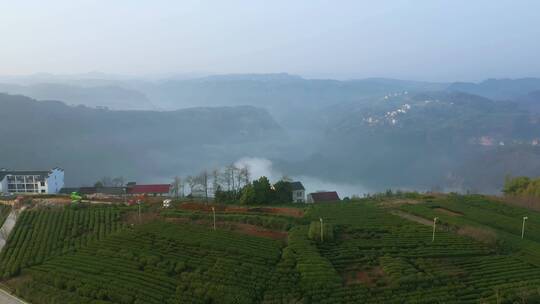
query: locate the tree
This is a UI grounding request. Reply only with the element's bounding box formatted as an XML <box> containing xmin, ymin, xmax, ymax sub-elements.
<box><xmin>198</xmin><ymin>170</ymin><xmax>209</xmax><ymax>203</ymax></box>
<box><xmin>223</xmin><ymin>164</ymin><xmax>239</xmax><ymax>191</ymax></box>
<box><xmin>111</xmin><ymin>176</ymin><xmax>125</xmax><ymax>187</ymax></box>
<box><xmin>171</xmin><ymin>176</ymin><xmax>183</xmax><ymax>198</ymax></box>
<box><xmin>503</xmin><ymin>176</ymin><xmax>531</xmax><ymax>195</ymax></box>
<box><xmin>273</xmin><ymin>180</ymin><xmax>292</xmax><ymax>203</ymax></box>
<box><xmin>252</xmin><ymin>176</ymin><xmax>273</xmax><ymax>204</ymax></box>
<box><xmin>94</xmin><ymin>181</ymin><xmax>104</xmax><ymax>188</ymax></box>
<box><xmin>240</xmin><ymin>184</ymin><xmax>256</xmax><ymax>205</ymax></box>
<box><xmin>99</xmin><ymin>176</ymin><xmax>112</xmax><ymax>187</ymax></box>
<box><xmin>186</xmin><ymin>176</ymin><xmax>196</xmax><ymax>196</ymax></box>
<box><xmin>212</xmin><ymin>169</ymin><xmax>221</xmax><ymax>195</ymax></box>
<box><xmin>280</xmin><ymin>175</ymin><xmax>292</xmax><ymax>182</ymax></box>
<box><xmin>239</xmin><ymin>165</ymin><xmax>250</xmax><ymax>188</ymax></box>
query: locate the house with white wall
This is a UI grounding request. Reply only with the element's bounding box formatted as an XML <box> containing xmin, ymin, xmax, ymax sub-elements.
<box><xmin>290</xmin><ymin>181</ymin><xmax>305</xmax><ymax>203</ymax></box>
<box><xmin>0</xmin><ymin>168</ymin><xmax>64</xmax><ymax>194</ymax></box>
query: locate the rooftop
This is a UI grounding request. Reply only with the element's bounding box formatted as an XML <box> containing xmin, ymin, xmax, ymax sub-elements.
<box><xmin>309</xmin><ymin>191</ymin><xmax>340</xmax><ymax>202</ymax></box>
<box><xmin>0</xmin><ymin>168</ymin><xmax>62</xmax><ymax>181</ymax></box>
<box><xmin>290</xmin><ymin>181</ymin><xmax>305</xmax><ymax>191</ymax></box>
<box><xmin>128</xmin><ymin>184</ymin><xmax>171</xmax><ymax>194</ymax></box>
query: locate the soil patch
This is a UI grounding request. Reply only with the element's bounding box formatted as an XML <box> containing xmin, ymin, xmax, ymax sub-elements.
<box><xmin>379</xmin><ymin>199</ymin><xmax>422</xmax><ymax>207</ymax></box>
<box><xmin>391</xmin><ymin>210</ymin><xmax>433</xmax><ymax>226</ymax></box>
<box><xmin>344</xmin><ymin>267</ymin><xmax>385</xmax><ymax>287</ymax></box>
<box><xmin>231</xmin><ymin>223</ymin><xmax>287</xmax><ymax>240</ymax></box>
<box><xmin>456</xmin><ymin>226</ymin><xmax>497</xmax><ymax>245</ymax></box>
<box><xmin>31</xmin><ymin>197</ymin><xmax>71</xmax><ymax>206</ymax></box>
<box><xmin>179</xmin><ymin>203</ymin><xmax>304</xmax><ymax>217</ymax></box>
<box><xmin>434</xmin><ymin>207</ymin><xmax>463</xmax><ymax>216</ymax></box>
<box><xmin>165</xmin><ymin>217</ymin><xmax>287</xmax><ymax>240</ymax></box>
<box><xmin>123</xmin><ymin>211</ymin><xmax>160</xmax><ymax>225</ymax></box>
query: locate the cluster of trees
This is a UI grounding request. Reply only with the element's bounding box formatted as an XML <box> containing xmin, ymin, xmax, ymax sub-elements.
<box><xmin>170</xmin><ymin>164</ymin><xmax>294</xmax><ymax>204</ymax></box>
<box><xmin>92</xmin><ymin>163</ymin><xmax>295</xmax><ymax>205</ymax></box>
<box><xmin>94</xmin><ymin>176</ymin><xmax>126</xmax><ymax>188</ymax></box>
<box><xmin>171</xmin><ymin>164</ymin><xmax>251</xmax><ymax>201</ymax></box>
<box><xmin>216</xmin><ymin>176</ymin><xmax>293</xmax><ymax>205</ymax></box>
<box><xmin>503</xmin><ymin>176</ymin><xmax>540</xmax><ymax>197</ymax></box>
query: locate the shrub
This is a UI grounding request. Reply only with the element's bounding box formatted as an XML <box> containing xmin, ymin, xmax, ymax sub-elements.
<box><xmin>307</xmin><ymin>221</ymin><xmax>334</xmax><ymax>242</ymax></box>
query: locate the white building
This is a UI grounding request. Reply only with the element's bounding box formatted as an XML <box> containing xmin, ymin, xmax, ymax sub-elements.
<box><xmin>0</xmin><ymin>168</ymin><xmax>64</xmax><ymax>194</ymax></box>
<box><xmin>290</xmin><ymin>181</ymin><xmax>305</xmax><ymax>203</ymax></box>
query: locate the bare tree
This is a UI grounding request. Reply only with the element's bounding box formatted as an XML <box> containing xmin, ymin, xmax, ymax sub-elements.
<box><xmin>241</xmin><ymin>165</ymin><xmax>250</xmax><ymax>186</ymax></box>
<box><xmin>281</xmin><ymin>175</ymin><xmax>292</xmax><ymax>182</ymax></box>
<box><xmin>171</xmin><ymin>176</ymin><xmax>182</xmax><ymax>199</ymax></box>
<box><xmin>237</xmin><ymin>165</ymin><xmax>250</xmax><ymax>189</ymax></box>
<box><xmin>112</xmin><ymin>176</ymin><xmax>125</xmax><ymax>187</ymax></box>
<box><xmin>222</xmin><ymin>166</ymin><xmax>232</xmax><ymax>191</ymax></box>
<box><xmin>186</xmin><ymin>176</ymin><xmax>196</xmax><ymax>197</ymax></box>
<box><xmin>227</xmin><ymin>164</ymin><xmax>238</xmax><ymax>191</ymax></box>
<box><xmin>212</xmin><ymin>169</ymin><xmax>221</xmax><ymax>194</ymax></box>
<box><xmin>199</xmin><ymin>170</ymin><xmax>209</xmax><ymax>204</ymax></box>
<box><xmin>99</xmin><ymin>176</ymin><xmax>112</xmax><ymax>187</ymax></box>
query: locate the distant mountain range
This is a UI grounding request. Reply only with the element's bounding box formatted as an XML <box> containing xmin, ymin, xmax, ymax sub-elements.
<box><xmin>0</xmin><ymin>83</ymin><xmax>154</xmax><ymax>110</ymax></box>
<box><xmin>1</xmin><ymin>74</ymin><xmax>540</xmax><ymax>193</ymax></box>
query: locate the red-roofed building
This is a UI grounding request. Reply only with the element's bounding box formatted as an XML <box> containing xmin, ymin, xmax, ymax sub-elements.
<box><xmin>128</xmin><ymin>184</ymin><xmax>171</xmax><ymax>196</ymax></box>
<box><xmin>307</xmin><ymin>191</ymin><xmax>340</xmax><ymax>203</ymax></box>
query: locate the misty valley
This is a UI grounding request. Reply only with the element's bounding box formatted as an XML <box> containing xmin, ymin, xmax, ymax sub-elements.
<box><xmin>1</xmin><ymin>75</ymin><xmax>540</xmax><ymax>194</ymax></box>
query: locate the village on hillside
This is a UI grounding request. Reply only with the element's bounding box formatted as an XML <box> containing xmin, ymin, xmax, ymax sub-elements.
<box><xmin>0</xmin><ymin>167</ymin><xmax>341</xmax><ymax>205</ymax></box>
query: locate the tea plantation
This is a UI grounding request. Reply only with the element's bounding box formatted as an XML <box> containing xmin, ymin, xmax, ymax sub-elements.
<box><xmin>1</xmin><ymin>196</ymin><xmax>540</xmax><ymax>303</ymax></box>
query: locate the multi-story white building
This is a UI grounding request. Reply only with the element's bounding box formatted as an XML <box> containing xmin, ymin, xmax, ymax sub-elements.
<box><xmin>0</xmin><ymin>168</ymin><xmax>64</xmax><ymax>194</ymax></box>
<box><xmin>290</xmin><ymin>181</ymin><xmax>306</xmax><ymax>203</ymax></box>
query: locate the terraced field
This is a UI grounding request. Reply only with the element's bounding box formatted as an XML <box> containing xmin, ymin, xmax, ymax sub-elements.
<box><xmin>399</xmin><ymin>194</ymin><xmax>540</xmax><ymax>266</ymax></box>
<box><xmin>0</xmin><ymin>205</ymin><xmax>124</xmax><ymax>278</ymax></box>
<box><xmin>1</xmin><ymin>196</ymin><xmax>540</xmax><ymax>303</ymax></box>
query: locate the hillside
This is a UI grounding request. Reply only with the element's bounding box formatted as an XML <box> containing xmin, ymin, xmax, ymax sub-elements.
<box><xmin>2</xmin><ymin>194</ymin><xmax>540</xmax><ymax>303</ymax></box>
<box><xmin>517</xmin><ymin>90</ymin><xmax>540</xmax><ymax>113</ymax></box>
<box><xmin>287</xmin><ymin>91</ymin><xmax>540</xmax><ymax>192</ymax></box>
<box><xmin>447</xmin><ymin>78</ymin><xmax>540</xmax><ymax>100</ymax></box>
<box><xmin>0</xmin><ymin>93</ymin><xmax>283</xmax><ymax>186</ymax></box>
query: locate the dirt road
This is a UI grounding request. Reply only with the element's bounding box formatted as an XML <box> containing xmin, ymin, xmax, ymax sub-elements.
<box><xmin>0</xmin><ymin>288</ymin><xmax>28</xmax><ymax>304</ymax></box>
<box><xmin>0</xmin><ymin>210</ymin><xmax>19</xmax><ymax>251</ymax></box>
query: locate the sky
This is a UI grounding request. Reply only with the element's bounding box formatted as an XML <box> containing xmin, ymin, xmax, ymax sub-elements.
<box><xmin>1</xmin><ymin>0</ymin><xmax>540</xmax><ymax>81</ymax></box>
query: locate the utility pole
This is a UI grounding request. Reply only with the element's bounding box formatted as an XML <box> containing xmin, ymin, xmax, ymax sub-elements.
<box><xmin>212</xmin><ymin>206</ymin><xmax>216</xmax><ymax>231</ymax></box>
<box><xmin>432</xmin><ymin>217</ymin><xmax>438</xmax><ymax>242</ymax></box>
<box><xmin>320</xmin><ymin>217</ymin><xmax>324</xmax><ymax>242</ymax></box>
<box><xmin>522</xmin><ymin>216</ymin><xmax>528</xmax><ymax>239</ymax></box>
<box><xmin>137</xmin><ymin>200</ymin><xmax>142</xmax><ymax>223</ymax></box>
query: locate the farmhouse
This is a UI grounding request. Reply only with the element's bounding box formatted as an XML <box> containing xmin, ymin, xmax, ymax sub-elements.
<box><xmin>306</xmin><ymin>191</ymin><xmax>340</xmax><ymax>203</ymax></box>
<box><xmin>290</xmin><ymin>181</ymin><xmax>305</xmax><ymax>203</ymax></box>
<box><xmin>0</xmin><ymin>167</ymin><xmax>64</xmax><ymax>194</ymax></box>
<box><xmin>127</xmin><ymin>184</ymin><xmax>171</xmax><ymax>196</ymax></box>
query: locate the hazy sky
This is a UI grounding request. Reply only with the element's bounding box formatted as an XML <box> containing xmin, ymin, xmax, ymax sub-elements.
<box><xmin>2</xmin><ymin>0</ymin><xmax>540</xmax><ymax>81</ymax></box>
